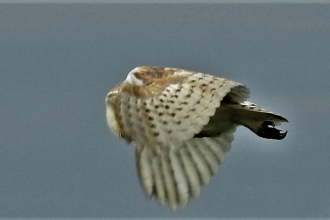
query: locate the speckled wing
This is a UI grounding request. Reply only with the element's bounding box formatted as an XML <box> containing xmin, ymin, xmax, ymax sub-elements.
<box><xmin>116</xmin><ymin>67</ymin><xmax>249</xmax><ymax>147</ymax></box>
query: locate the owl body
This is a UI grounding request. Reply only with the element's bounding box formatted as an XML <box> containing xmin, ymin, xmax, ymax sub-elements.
<box><xmin>105</xmin><ymin>66</ymin><xmax>288</xmax><ymax>210</ymax></box>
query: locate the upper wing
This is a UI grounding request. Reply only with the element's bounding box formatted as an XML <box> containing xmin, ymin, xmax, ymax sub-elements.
<box><xmin>116</xmin><ymin>66</ymin><xmax>249</xmax><ymax>147</ymax></box>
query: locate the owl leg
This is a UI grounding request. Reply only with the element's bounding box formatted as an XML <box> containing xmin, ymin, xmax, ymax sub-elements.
<box><xmin>256</xmin><ymin>121</ymin><xmax>287</xmax><ymax>140</ymax></box>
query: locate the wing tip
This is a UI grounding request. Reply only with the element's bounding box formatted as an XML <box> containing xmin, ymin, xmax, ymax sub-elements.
<box><xmin>257</xmin><ymin>121</ymin><xmax>288</xmax><ymax>140</ymax></box>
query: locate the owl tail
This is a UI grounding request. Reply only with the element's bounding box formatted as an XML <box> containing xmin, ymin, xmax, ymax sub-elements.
<box><xmin>231</xmin><ymin>101</ymin><xmax>288</xmax><ymax>140</ymax></box>
<box><xmin>134</xmin><ymin>131</ymin><xmax>235</xmax><ymax>210</ymax></box>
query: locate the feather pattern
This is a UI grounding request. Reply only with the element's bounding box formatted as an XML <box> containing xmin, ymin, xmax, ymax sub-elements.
<box><xmin>135</xmin><ymin>134</ymin><xmax>234</xmax><ymax>210</ymax></box>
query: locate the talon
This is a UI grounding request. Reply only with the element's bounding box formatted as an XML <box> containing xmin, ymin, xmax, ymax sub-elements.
<box><xmin>263</xmin><ymin>121</ymin><xmax>275</xmax><ymax>128</ymax></box>
<box><xmin>257</xmin><ymin>121</ymin><xmax>288</xmax><ymax>140</ymax></box>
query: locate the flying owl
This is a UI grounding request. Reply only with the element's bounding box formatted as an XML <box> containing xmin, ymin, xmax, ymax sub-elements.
<box><xmin>105</xmin><ymin>66</ymin><xmax>288</xmax><ymax>210</ymax></box>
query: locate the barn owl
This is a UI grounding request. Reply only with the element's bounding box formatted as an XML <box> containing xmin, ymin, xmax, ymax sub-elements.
<box><xmin>105</xmin><ymin>66</ymin><xmax>288</xmax><ymax>210</ymax></box>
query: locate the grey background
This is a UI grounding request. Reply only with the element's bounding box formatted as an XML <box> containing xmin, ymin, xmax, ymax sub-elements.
<box><xmin>1</xmin><ymin>3</ymin><xmax>329</xmax><ymax>218</ymax></box>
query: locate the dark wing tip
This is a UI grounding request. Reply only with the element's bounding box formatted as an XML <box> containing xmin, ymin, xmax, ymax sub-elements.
<box><xmin>257</xmin><ymin>121</ymin><xmax>288</xmax><ymax>140</ymax></box>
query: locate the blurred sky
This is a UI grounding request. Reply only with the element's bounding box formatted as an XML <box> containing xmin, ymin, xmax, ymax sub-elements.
<box><xmin>1</xmin><ymin>3</ymin><xmax>330</xmax><ymax>218</ymax></box>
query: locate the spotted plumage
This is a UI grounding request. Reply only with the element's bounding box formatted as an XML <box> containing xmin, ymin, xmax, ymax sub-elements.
<box><xmin>105</xmin><ymin>66</ymin><xmax>288</xmax><ymax>210</ymax></box>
